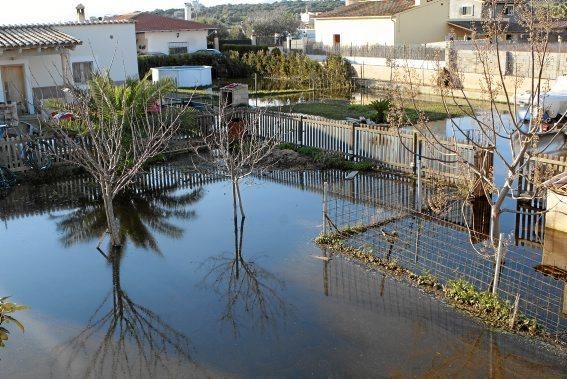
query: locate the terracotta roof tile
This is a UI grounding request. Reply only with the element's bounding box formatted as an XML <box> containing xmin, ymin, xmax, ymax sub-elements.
<box><xmin>316</xmin><ymin>0</ymin><xmax>415</xmax><ymax>19</ymax></box>
<box><xmin>116</xmin><ymin>13</ymin><xmax>214</xmax><ymax>32</ymax></box>
<box><xmin>0</xmin><ymin>25</ymin><xmax>81</xmax><ymax>49</ymax></box>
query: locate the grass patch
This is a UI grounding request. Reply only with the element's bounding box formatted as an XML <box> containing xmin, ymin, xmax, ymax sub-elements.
<box><xmin>277</xmin><ymin>143</ymin><xmax>374</xmax><ymax>171</ymax></box>
<box><xmin>270</xmin><ymin>100</ymin><xmax>467</xmax><ymax>123</ymax></box>
<box><xmin>445</xmin><ymin>279</ymin><xmax>538</xmax><ymax>334</ymax></box>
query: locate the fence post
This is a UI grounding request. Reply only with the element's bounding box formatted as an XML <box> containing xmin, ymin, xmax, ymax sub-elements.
<box><xmin>492</xmin><ymin>233</ymin><xmax>505</xmax><ymax>294</ymax></box>
<box><xmin>350</xmin><ymin>122</ymin><xmax>357</xmax><ymax>160</ymax></box>
<box><xmin>416</xmin><ymin>157</ymin><xmax>422</xmax><ymax>209</ymax></box>
<box><xmin>323</xmin><ymin>181</ymin><xmax>329</xmax><ymax>234</ymax></box>
<box><xmin>509</xmin><ymin>293</ymin><xmax>520</xmax><ymax>329</ymax></box>
<box><xmin>412</xmin><ymin>132</ymin><xmax>418</xmax><ymax>175</ymax></box>
<box><xmin>298</xmin><ymin>115</ymin><xmax>304</xmax><ymax>146</ymax></box>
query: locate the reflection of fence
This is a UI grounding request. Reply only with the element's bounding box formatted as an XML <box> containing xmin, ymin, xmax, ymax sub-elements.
<box><xmin>324</xmin><ymin>254</ymin><xmax>564</xmax><ymax>376</ymax></box>
<box><xmin>0</xmin><ymin>164</ymin><xmax>224</xmax><ymax>221</ymax></box>
<box><xmin>305</xmin><ymin>41</ymin><xmax>445</xmax><ymax>61</ymax></box>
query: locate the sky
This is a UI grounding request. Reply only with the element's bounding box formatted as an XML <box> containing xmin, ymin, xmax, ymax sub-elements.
<box><xmin>0</xmin><ymin>0</ymin><xmax>274</xmax><ymax>24</ymax></box>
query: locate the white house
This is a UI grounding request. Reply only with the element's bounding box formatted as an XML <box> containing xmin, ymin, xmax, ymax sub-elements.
<box><xmin>314</xmin><ymin>0</ymin><xmax>453</xmax><ymax>47</ymax></box>
<box><xmin>0</xmin><ymin>5</ymin><xmax>138</xmax><ymax>115</ymax></box>
<box><xmin>113</xmin><ymin>11</ymin><xmax>214</xmax><ymax>55</ymax></box>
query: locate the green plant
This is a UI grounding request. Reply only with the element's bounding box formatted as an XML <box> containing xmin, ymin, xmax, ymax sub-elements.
<box><xmin>417</xmin><ymin>272</ymin><xmax>439</xmax><ymax>288</ymax></box>
<box><xmin>277</xmin><ymin>144</ymin><xmax>374</xmax><ymax>171</ymax></box>
<box><xmin>0</xmin><ymin>296</ymin><xmax>28</xmax><ymax>347</ymax></box>
<box><xmin>368</xmin><ymin>99</ymin><xmax>391</xmax><ymax>124</ymax></box>
<box><xmin>221</xmin><ymin>44</ymin><xmax>269</xmax><ymax>57</ymax></box>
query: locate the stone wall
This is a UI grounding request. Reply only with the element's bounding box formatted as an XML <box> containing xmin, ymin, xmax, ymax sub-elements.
<box><xmin>337</xmin><ymin>45</ymin><xmax>566</xmax><ymax>102</ymax></box>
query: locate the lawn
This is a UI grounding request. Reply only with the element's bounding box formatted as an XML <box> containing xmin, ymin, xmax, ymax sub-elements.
<box><xmin>268</xmin><ymin>100</ymin><xmax>468</xmax><ymax>123</ymax></box>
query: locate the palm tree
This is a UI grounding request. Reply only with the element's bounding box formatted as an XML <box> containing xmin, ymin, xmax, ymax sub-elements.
<box><xmin>53</xmin><ymin>182</ymin><xmax>203</xmax><ymax>253</ymax></box>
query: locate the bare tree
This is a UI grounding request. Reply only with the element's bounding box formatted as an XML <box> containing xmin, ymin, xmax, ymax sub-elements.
<box><xmin>46</xmin><ymin>74</ymin><xmax>193</xmax><ymax>247</ymax></box>
<box><xmin>191</xmin><ymin>104</ymin><xmax>283</xmax><ymax>219</ymax></box>
<box><xmin>391</xmin><ymin>0</ymin><xmax>566</xmax><ymax>250</ymax></box>
<box><xmin>52</xmin><ymin>246</ymin><xmax>195</xmax><ymax>377</ymax></box>
<box><xmin>199</xmin><ymin>215</ymin><xmax>289</xmax><ymax>336</ymax></box>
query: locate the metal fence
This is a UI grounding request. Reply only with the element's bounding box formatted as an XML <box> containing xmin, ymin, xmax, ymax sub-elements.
<box><xmin>305</xmin><ymin>41</ymin><xmax>446</xmax><ymax>61</ymax></box>
<box><xmin>319</xmin><ymin>169</ymin><xmax>567</xmax><ymax>343</ymax></box>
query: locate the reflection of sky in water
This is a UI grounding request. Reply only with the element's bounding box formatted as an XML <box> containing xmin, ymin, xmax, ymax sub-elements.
<box><xmin>0</xmin><ymin>174</ymin><xmax>565</xmax><ymax>377</ymax></box>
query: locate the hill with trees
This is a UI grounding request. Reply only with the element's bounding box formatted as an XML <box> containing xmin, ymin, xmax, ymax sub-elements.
<box><xmin>153</xmin><ymin>0</ymin><xmax>343</xmax><ymax>39</ymax></box>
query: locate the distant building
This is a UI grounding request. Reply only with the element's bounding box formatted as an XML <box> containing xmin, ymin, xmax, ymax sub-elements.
<box><xmin>0</xmin><ymin>4</ymin><xmax>137</xmax><ymax>115</ymax></box>
<box><xmin>448</xmin><ymin>1</ymin><xmax>567</xmax><ymax>42</ymax></box>
<box><xmin>111</xmin><ymin>12</ymin><xmax>215</xmax><ymax>55</ymax></box>
<box><xmin>314</xmin><ymin>0</ymin><xmax>450</xmax><ymax>47</ymax></box>
<box><xmin>315</xmin><ymin>0</ymin><xmax>567</xmax><ymax>47</ymax></box>
<box><xmin>300</xmin><ymin>9</ymin><xmax>321</xmax><ymax>27</ymax></box>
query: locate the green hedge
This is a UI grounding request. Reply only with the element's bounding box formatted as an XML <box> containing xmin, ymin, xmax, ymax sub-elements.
<box><xmin>138</xmin><ymin>53</ymin><xmax>248</xmax><ymax>79</ymax></box>
<box><xmin>220</xmin><ymin>44</ymin><xmax>269</xmax><ymax>57</ymax></box>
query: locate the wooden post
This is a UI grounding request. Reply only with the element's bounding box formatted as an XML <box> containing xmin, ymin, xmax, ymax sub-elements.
<box><xmin>473</xmin><ymin>148</ymin><xmax>494</xmax><ymax>198</ymax></box>
<box><xmin>298</xmin><ymin>115</ymin><xmax>304</xmax><ymax>146</ymax></box>
<box><xmin>416</xmin><ymin>157</ymin><xmax>422</xmax><ymax>209</ymax></box>
<box><xmin>509</xmin><ymin>293</ymin><xmax>520</xmax><ymax>329</ymax></box>
<box><xmin>413</xmin><ymin>132</ymin><xmax>418</xmax><ymax>175</ymax></box>
<box><xmin>350</xmin><ymin>122</ymin><xmax>357</xmax><ymax>160</ymax></box>
<box><xmin>492</xmin><ymin>233</ymin><xmax>505</xmax><ymax>294</ymax></box>
<box><xmin>323</xmin><ymin>181</ymin><xmax>329</xmax><ymax>234</ymax></box>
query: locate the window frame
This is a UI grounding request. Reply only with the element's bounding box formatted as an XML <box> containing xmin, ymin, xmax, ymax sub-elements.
<box><xmin>72</xmin><ymin>61</ymin><xmax>94</xmax><ymax>84</ymax></box>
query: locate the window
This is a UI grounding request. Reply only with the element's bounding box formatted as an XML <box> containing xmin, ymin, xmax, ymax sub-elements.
<box><xmin>168</xmin><ymin>42</ymin><xmax>188</xmax><ymax>55</ymax></box>
<box><xmin>460</xmin><ymin>5</ymin><xmax>474</xmax><ymax>16</ymax></box>
<box><xmin>504</xmin><ymin>5</ymin><xmax>514</xmax><ymax>16</ymax></box>
<box><xmin>506</xmin><ymin>34</ymin><xmax>513</xmax><ymax>41</ymax></box>
<box><xmin>333</xmin><ymin>34</ymin><xmax>340</xmax><ymax>46</ymax></box>
<box><xmin>72</xmin><ymin>61</ymin><xmax>93</xmax><ymax>84</ymax></box>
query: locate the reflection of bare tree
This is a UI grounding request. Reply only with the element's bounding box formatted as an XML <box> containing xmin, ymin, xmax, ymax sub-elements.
<box><xmin>201</xmin><ymin>216</ymin><xmax>288</xmax><ymax>336</ymax></box>
<box><xmin>53</xmin><ymin>184</ymin><xmax>203</xmax><ymax>253</ymax></box>
<box><xmin>53</xmin><ymin>247</ymin><xmax>194</xmax><ymax>378</ymax></box>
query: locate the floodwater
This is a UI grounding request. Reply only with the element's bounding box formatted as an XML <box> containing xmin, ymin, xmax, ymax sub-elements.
<box><xmin>0</xmin><ymin>165</ymin><xmax>566</xmax><ymax>377</ymax></box>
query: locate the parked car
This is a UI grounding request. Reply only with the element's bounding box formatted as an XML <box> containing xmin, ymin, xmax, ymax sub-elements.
<box><xmin>193</xmin><ymin>49</ymin><xmax>224</xmax><ymax>58</ymax></box>
<box><xmin>138</xmin><ymin>52</ymin><xmax>167</xmax><ymax>58</ymax></box>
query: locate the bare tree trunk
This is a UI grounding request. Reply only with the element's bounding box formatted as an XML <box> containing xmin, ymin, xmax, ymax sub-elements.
<box><xmin>232</xmin><ymin>180</ymin><xmax>238</xmax><ymax>224</ymax></box>
<box><xmin>235</xmin><ymin>179</ymin><xmax>246</xmax><ymax>219</ymax></box>
<box><xmin>102</xmin><ymin>187</ymin><xmax>121</xmax><ymax>247</ymax></box>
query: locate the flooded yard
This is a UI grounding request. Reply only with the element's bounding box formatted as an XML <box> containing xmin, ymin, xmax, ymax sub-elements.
<box><xmin>0</xmin><ymin>164</ymin><xmax>566</xmax><ymax>377</ymax></box>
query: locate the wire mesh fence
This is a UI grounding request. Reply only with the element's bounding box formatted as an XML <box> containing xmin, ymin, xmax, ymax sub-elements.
<box><xmin>279</xmin><ymin>168</ymin><xmax>567</xmax><ymax>343</ymax></box>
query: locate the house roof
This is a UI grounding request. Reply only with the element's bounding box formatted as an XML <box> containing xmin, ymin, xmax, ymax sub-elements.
<box><xmin>113</xmin><ymin>13</ymin><xmax>214</xmax><ymax>32</ymax></box>
<box><xmin>0</xmin><ymin>25</ymin><xmax>81</xmax><ymax>50</ymax></box>
<box><xmin>315</xmin><ymin>0</ymin><xmax>415</xmax><ymax>19</ymax></box>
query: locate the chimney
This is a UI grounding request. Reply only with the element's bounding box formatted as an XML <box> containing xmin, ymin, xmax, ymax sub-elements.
<box><xmin>76</xmin><ymin>4</ymin><xmax>86</xmax><ymax>22</ymax></box>
<box><xmin>184</xmin><ymin>2</ymin><xmax>193</xmax><ymax>21</ymax></box>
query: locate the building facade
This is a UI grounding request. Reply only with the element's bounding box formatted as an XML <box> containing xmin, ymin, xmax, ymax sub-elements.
<box><xmin>113</xmin><ymin>12</ymin><xmax>214</xmax><ymax>55</ymax></box>
<box><xmin>314</xmin><ymin>0</ymin><xmax>451</xmax><ymax>47</ymax></box>
<box><xmin>0</xmin><ymin>19</ymin><xmax>137</xmax><ymax>115</ymax></box>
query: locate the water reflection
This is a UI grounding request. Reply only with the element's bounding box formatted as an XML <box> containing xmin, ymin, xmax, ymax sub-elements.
<box><xmin>200</xmin><ymin>217</ymin><xmax>288</xmax><ymax>336</ymax></box>
<box><xmin>52</xmin><ymin>184</ymin><xmax>203</xmax><ymax>252</ymax></box>
<box><xmin>53</xmin><ymin>246</ymin><xmax>194</xmax><ymax>377</ymax></box>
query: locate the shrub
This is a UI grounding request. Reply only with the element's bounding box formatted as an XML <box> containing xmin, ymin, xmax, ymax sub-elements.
<box><xmin>221</xmin><ymin>44</ymin><xmax>269</xmax><ymax>57</ymax></box>
<box><xmin>368</xmin><ymin>99</ymin><xmax>391</xmax><ymax>123</ymax></box>
<box><xmin>137</xmin><ymin>53</ymin><xmax>248</xmax><ymax>79</ymax></box>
